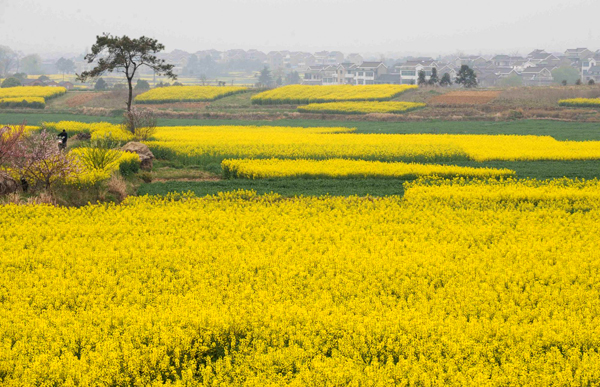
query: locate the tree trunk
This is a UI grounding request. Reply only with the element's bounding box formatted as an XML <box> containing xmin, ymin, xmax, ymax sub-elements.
<box><xmin>127</xmin><ymin>77</ymin><xmax>133</xmax><ymax>112</ymax></box>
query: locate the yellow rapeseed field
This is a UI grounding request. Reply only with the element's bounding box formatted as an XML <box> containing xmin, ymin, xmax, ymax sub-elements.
<box><xmin>0</xmin><ymin>97</ymin><xmax>46</xmax><ymax>108</ymax></box>
<box><xmin>135</xmin><ymin>86</ymin><xmax>248</xmax><ymax>103</ymax></box>
<box><xmin>297</xmin><ymin>101</ymin><xmax>426</xmax><ymax>114</ymax></box>
<box><xmin>251</xmin><ymin>84</ymin><xmax>417</xmax><ymax>104</ymax></box>
<box><xmin>143</xmin><ymin>126</ymin><xmax>600</xmax><ymax>163</ymax></box>
<box><xmin>43</xmin><ymin>121</ymin><xmax>134</xmax><ymax>141</ymax></box>
<box><xmin>222</xmin><ymin>158</ymin><xmax>515</xmax><ymax>179</ymax></box>
<box><xmin>1</xmin><ymin>180</ymin><xmax>600</xmax><ymax>385</ymax></box>
<box><xmin>0</xmin><ymin>86</ymin><xmax>66</xmax><ymax>99</ymax></box>
<box><xmin>558</xmin><ymin>98</ymin><xmax>600</xmax><ymax>107</ymax></box>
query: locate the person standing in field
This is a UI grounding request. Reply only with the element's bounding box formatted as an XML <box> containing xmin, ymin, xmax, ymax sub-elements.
<box><xmin>57</xmin><ymin>130</ymin><xmax>68</xmax><ymax>151</ymax></box>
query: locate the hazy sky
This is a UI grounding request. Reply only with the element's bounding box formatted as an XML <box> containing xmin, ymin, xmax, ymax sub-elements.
<box><xmin>1</xmin><ymin>0</ymin><xmax>599</xmax><ymax>57</ymax></box>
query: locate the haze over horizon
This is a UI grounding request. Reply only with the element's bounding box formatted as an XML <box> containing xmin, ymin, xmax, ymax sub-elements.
<box><xmin>1</xmin><ymin>0</ymin><xmax>599</xmax><ymax>58</ymax></box>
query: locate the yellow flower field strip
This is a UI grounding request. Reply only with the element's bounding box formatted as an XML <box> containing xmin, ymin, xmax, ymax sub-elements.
<box><xmin>43</xmin><ymin>121</ymin><xmax>134</xmax><ymax>141</ymax></box>
<box><xmin>251</xmin><ymin>84</ymin><xmax>418</xmax><ymax>104</ymax></box>
<box><xmin>404</xmin><ymin>177</ymin><xmax>600</xmax><ymax>209</ymax></box>
<box><xmin>0</xmin><ymin>97</ymin><xmax>45</xmax><ymax>104</ymax></box>
<box><xmin>143</xmin><ymin>126</ymin><xmax>600</xmax><ymax>162</ymax></box>
<box><xmin>135</xmin><ymin>86</ymin><xmax>248</xmax><ymax>103</ymax></box>
<box><xmin>297</xmin><ymin>101</ymin><xmax>426</xmax><ymax>114</ymax></box>
<box><xmin>558</xmin><ymin>98</ymin><xmax>600</xmax><ymax>107</ymax></box>
<box><xmin>222</xmin><ymin>158</ymin><xmax>515</xmax><ymax>179</ymax></box>
<box><xmin>2</xmin><ymin>182</ymin><xmax>600</xmax><ymax>384</ymax></box>
<box><xmin>0</xmin><ymin>86</ymin><xmax>66</xmax><ymax>99</ymax></box>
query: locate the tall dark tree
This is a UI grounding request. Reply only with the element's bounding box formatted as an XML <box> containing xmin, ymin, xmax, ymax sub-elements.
<box><xmin>428</xmin><ymin>68</ymin><xmax>439</xmax><ymax>86</ymax></box>
<box><xmin>417</xmin><ymin>70</ymin><xmax>427</xmax><ymax>86</ymax></box>
<box><xmin>439</xmin><ymin>73</ymin><xmax>452</xmax><ymax>87</ymax></box>
<box><xmin>258</xmin><ymin>66</ymin><xmax>273</xmax><ymax>87</ymax></box>
<box><xmin>455</xmin><ymin>65</ymin><xmax>478</xmax><ymax>88</ymax></box>
<box><xmin>56</xmin><ymin>58</ymin><xmax>76</xmax><ymax>81</ymax></box>
<box><xmin>94</xmin><ymin>78</ymin><xmax>107</xmax><ymax>90</ymax></box>
<box><xmin>77</xmin><ymin>33</ymin><xmax>177</xmax><ymax>112</ymax></box>
<box><xmin>285</xmin><ymin>71</ymin><xmax>301</xmax><ymax>85</ymax></box>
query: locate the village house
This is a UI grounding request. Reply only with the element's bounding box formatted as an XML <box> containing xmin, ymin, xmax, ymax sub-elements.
<box><xmin>346</xmin><ymin>53</ymin><xmax>363</xmax><ymax>65</ymax></box>
<box><xmin>521</xmin><ymin>66</ymin><xmax>554</xmax><ymax>86</ymax></box>
<box><xmin>302</xmin><ymin>65</ymin><xmax>327</xmax><ymax>85</ymax></box>
<box><xmin>374</xmin><ymin>73</ymin><xmax>401</xmax><ymax>85</ymax></box>
<box><xmin>397</xmin><ymin>60</ymin><xmax>438</xmax><ymax>85</ymax></box>
<box><xmin>582</xmin><ymin>58</ymin><xmax>600</xmax><ymax>83</ymax></box>
<box><xmin>565</xmin><ymin>48</ymin><xmax>594</xmax><ymax>62</ymax></box>
<box><xmin>353</xmin><ymin>62</ymin><xmax>387</xmax><ymax>85</ymax></box>
<box><xmin>336</xmin><ymin>63</ymin><xmax>357</xmax><ymax>85</ymax></box>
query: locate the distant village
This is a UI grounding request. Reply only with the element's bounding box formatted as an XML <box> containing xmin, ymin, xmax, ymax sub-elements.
<box><xmin>11</xmin><ymin>47</ymin><xmax>600</xmax><ymax>88</ymax></box>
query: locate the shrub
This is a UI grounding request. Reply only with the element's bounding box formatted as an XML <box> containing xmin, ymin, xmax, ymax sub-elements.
<box><xmin>135</xmin><ymin>79</ymin><xmax>150</xmax><ymax>91</ymax></box>
<box><xmin>122</xmin><ymin>108</ymin><xmax>157</xmax><ymax>140</ymax></box>
<box><xmin>1</xmin><ymin>77</ymin><xmax>22</xmax><ymax>88</ymax></box>
<box><xmin>137</xmin><ymin>171</ymin><xmax>153</xmax><ymax>183</ymax></box>
<box><xmin>107</xmin><ymin>174</ymin><xmax>128</xmax><ymax>201</ymax></box>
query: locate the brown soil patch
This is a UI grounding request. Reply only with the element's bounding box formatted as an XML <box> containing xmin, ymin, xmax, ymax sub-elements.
<box><xmin>65</xmin><ymin>93</ymin><xmax>98</xmax><ymax>107</ymax></box>
<box><xmin>429</xmin><ymin>91</ymin><xmax>502</xmax><ymax>105</ymax></box>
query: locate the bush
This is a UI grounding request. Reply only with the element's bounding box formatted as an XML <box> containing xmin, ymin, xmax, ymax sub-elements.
<box><xmin>119</xmin><ymin>157</ymin><xmax>140</xmax><ymax>176</ymax></box>
<box><xmin>1</xmin><ymin>78</ymin><xmax>22</xmax><ymax>88</ymax></box>
<box><xmin>134</xmin><ymin>80</ymin><xmax>150</xmax><ymax>91</ymax></box>
<box><xmin>95</xmin><ymin>78</ymin><xmax>107</xmax><ymax>91</ymax></box>
<box><xmin>137</xmin><ymin>171</ymin><xmax>153</xmax><ymax>183</ymax></box>
<box><xmin>122</xmin><ymin>108</ymin><xmax>157</xmax><ymax>140</ymax></box>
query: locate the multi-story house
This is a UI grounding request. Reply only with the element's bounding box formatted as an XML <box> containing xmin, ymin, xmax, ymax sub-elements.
<box><xmin>528</xmin><ymin>52</ymin><xmax>561</xmax><ymax>67</ymax></box>
<box><xmin>453</xmin><ymin>56</ymin><xmax>487</xmax><ymax>68</ymax></box>
<box><xmin>521</xmin><ymin>66</ymin><xmax>554</xmax><ymax>86</ymax></box>
<box><xmin>582</xmin><ymin>58</ymin><xmax>599</xmax><ymax>83</ymax></box>
<box><xmin>437</xmin><ymin>65</ymin><xmax>457</xmax><ymax>81</ymax></box>
<box><xmin>328</xmin><ymin>52</ymin><xmax>345</xmax><ymax>65</ymax></box>
<box><xmin>321</xmin><ymin>66</ymin><xmax>338</xmax><ymax>85</ymax></box>
<box><xmin>336</xmin><ymin>63</ymin><xmax>357</xmax><ymax>85</ymax></box>
<box><xmin>397</xmin><ymin>60</ymin><xmax>438</xmax><ymax>84</ymax></box>
<box><xmin>265</xmin><ymin>52</ymin><xmax>284</xmax><ymax>70</ymax></box>
<box><xmin>565</xmin><ymin>48</ymin><xmax>594</xmax><ymax>62</ymax></box>
<box><xmin>302</xmin><ymin>65</ymin><xmax>327</xmax><ymax>85</ymax></box>
<box><xmin>353</xmin><ymin>62</ymin><xmax>387</xmax><ymax>85</ymax></box>
<box><xmin>374</xmin><ymin>73</ymin><xmax>401</xmax><ymax>85</ymax></box>
<box><xmin>346</xmin><ymin>53</ymin><xmax>363</xmax><ymax>65</ymax></box>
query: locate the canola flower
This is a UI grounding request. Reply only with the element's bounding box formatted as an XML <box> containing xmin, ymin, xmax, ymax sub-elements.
<box><xmin>404</xmin><ymin>177</ymin><xmax>600</xmax><ymax>210</ymax></box>
<box><xmin>43</xmin><ymin>121</ymin><xmax>134</xmax><ymax>141</ymax></box>
<box><xmin>222</xmin><ymin>158</ymin><xmax>515</xmax><ymax>179</ymax></box>
<box><xmin>0</xmin><ymin>97</ymin><xmax>45</xmax><ymax>109</ymax></box>
<box><xmin>135</xmin><ymin>86</ymin><xmax>248</xmax><ymax>104</ymax></box>
<box><xmin>251</xmin><ymin>84</ymin><xmax>418</xmax><ymax>105</ymax></box>
<box><xmin>141</xmin><ymin>126</ymin><xmax>600</xmax><ymax>164</ymax></box>
<box><xmin>68</xmin><ymin>148</ymin><xmax>140</xmax><ymax>186</ymax></box>
<box><xmin>558</xmin><ymin>98</ymin><xmax>600</xmax><ymax>107</ymax></box>
<box><xmin>297</xmin><ymin>101</ymin><xmax>426</xmax><ymax>114</ymax></box>
<box><xmin>0</xmin><ymin>86</ymin><xmax>66</xmax><ymax>99</ymax></box>
<box><xmin>1</xmin><ymin>181</ymin><xmax>600</xmax><ymax>385</ymax></box>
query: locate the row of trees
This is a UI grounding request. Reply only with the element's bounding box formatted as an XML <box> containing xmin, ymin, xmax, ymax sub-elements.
<box><xmin>417</xmin><ymin>65</ymin><xmax>478</xmax><ymax>88</ymax></box>
<box><xmin>0</xmin><ymin>46</ymin><xmax>77</xmax><ymax>78</ymax></box>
